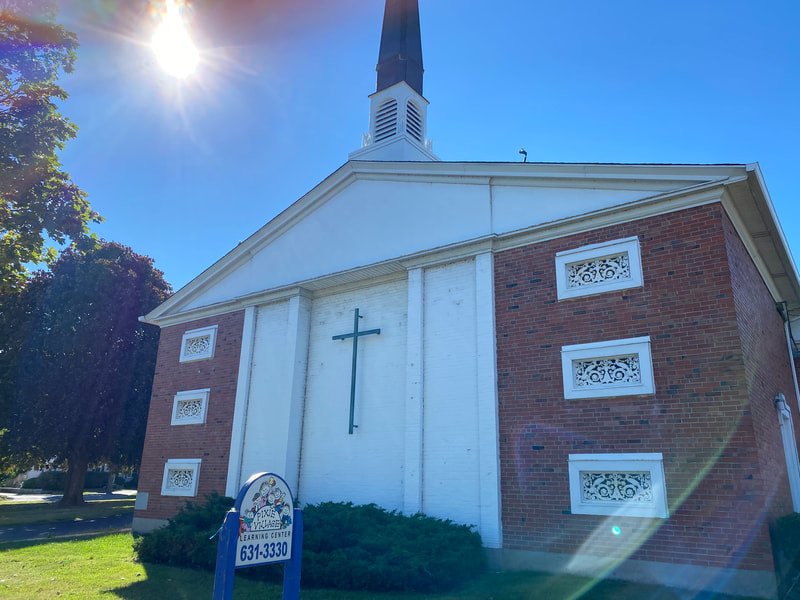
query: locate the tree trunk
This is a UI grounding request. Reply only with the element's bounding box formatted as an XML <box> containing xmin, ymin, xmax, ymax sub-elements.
<box><xmin>106</xmin><ymin>469</ymin><xmax>115</xmax><ymax>495</ymax></box>
<box><xmin>59</xmin><ymin>453</ymin><xmax>88</xmax><ymax>506</ymax></box>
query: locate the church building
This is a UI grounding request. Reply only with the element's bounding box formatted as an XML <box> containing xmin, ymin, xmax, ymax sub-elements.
<box><xmin>133</xmin><ymin>1</ymin><xmax>800</xmax><ymax>597</ymax></box>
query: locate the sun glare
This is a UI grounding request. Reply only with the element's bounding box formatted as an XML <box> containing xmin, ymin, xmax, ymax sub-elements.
<box><xmin>152</xmin><ymin>0</ymin><xmax>198</xmax><ymax>78</ymax></box>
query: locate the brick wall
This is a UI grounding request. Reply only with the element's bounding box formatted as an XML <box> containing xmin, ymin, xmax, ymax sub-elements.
<box><xmin>135</xmin><ymin>310</ymin><xmax>245</xmax><ymax>521</ymax></box>
<box><xmin>494</xmin><ymin>203</ymin><xmax>794</xmax><ymax>572</ymax></box>
<box><xmin>725</xmin><ymin>211</ymin><xmax>799</xmax><ymax>522</ymax></box>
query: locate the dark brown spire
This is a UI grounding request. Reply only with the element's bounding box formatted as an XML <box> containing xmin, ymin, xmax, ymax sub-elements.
<box><xmin>376</xmin><ymin>0</ymin><xmax>423</xmax><ymax>96</ymax></box>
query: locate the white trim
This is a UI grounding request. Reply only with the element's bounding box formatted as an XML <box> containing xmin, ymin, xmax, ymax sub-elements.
<box><xmin>225</xmin><ymin>306</ymin><xmax>257</xmax><ymax>497</ymax></box>
<box><xmin>170</xmin><ymin>388</ymin><xmax>210</xmax><ymax>426</ymax></box>
<box><xmin>556</xmin><ymin>237</ymin><xmax>643</xmax><ymax>300</ymax></box>
<box><xmin>475</xmin><ymin>252</ymin><xmax>503</xmax><ymax>548</ymax></box>
<box><xmin>161</xmin><ymin>459</ymin><xmax>201</xmax><ymax>497</ymax></box>
<box><xmin>403</xmin><ymin>267</ymin><xmax>424</xmax><ymax>515</ymax></box>
<box><xmin>568</xmin><ymin>453</ymin><xmax>668</xmax><ymax>518</ymax></box>
<box><xmin>561</xmin><ymin>336</ymin><xmax>654</xmax><ymax>399</ymax></box>
<box><xmin>775</xmin><ymin>394</ymin><xmax>800</xmax><ymax>512</ymax></box>
<box><xmin>179</xmin><ymin>325</ymin><xmax>218</xmax><ymax>362</ymax></box>
<box><xmin>283</xmin><ymin>294</ymin><xmax>312</xmax><ymax>495</ymax></box>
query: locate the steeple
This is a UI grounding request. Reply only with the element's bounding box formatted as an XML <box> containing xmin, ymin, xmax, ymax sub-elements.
<box><xmin>376</xmin><ymin>0</ymin><xmax>424</xmax><ymax>96</ymax></box>
<box><xmin>349</xmin><ymin>0</ymin><xmax>438</xmax><ymax>162</ymax></box>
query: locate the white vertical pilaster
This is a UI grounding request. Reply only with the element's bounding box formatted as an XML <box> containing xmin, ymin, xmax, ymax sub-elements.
<box><xmin>226</xmin><ymin>306</ymin><xmax>257</xmax><ymax>497</ymax></box>
<box><xmin>475</xmin><ymin>252</ymin><xmax>502</xmax><ymax>548</ymax></box>
<box><xmin>285</xmin><ymin>292</ymin><xmax>312</xmax><ymax>496</ymax></box>
<box><xmin>404</xmin><ymin>268</ymin><xmax>424</xmax><ymax>514</ymax></box>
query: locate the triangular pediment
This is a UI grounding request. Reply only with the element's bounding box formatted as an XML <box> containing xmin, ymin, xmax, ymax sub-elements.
<box><xmin>146</xmin><ymin>161</ymin><xmax>790</xmax><ymax>325</ymax></box>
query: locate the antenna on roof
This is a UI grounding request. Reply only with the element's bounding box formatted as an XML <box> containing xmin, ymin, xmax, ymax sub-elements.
<box><xmin>519</xmin><ymin>148</ymin><xmax>528</xmax><ymax>163</ymax></box>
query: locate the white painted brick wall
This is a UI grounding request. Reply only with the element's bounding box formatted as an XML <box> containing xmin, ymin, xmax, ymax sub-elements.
<box><xmin>299</xmin><ymin>279</ymin><xmax>408</xmax><ymax>509</ymax></box>
<box><xmin>236</xmin><ymin>265</ymin><xmax>501</xmax><ymax>546</ymax></box>
<box><xmin>239</xmin><ymin>301</ymin><xmax>294</xmax><ymax>484</ymax></box>
<box><xmin>422</xmin><ymin>259</ymin><xmax>482</xmax><ymax>529</ymax></box>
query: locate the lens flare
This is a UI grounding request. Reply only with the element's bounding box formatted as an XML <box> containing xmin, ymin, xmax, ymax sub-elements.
<box><xmin>152</xmin><ymin>0</ymin><xmax>198</xmax><ymax>78</ymax></box>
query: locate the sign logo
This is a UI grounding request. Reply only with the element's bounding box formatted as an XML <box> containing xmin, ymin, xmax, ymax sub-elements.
<box><xmin>235</xmin><ymin>473</ymin><xmax>294</xmax><ymax>567</ymax></box>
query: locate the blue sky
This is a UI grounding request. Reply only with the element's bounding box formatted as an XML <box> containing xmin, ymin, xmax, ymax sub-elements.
<box><xmin>55</xmin><ymin>0</ymin><xmax>800</xmax><ymax>292</ymax></box>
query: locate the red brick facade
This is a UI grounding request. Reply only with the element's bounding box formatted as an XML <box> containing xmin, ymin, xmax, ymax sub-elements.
<box><xmin>494</xmin><ymin>203</ymin><xmax>799</xmax><ymax>572</ymax></box>
<box><xmin>135</xmin><ymin>311</ymin><xmax>245</xmax><ymax>522</ymax></box>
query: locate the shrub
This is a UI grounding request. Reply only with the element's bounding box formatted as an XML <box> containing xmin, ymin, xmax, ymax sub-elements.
<box><xmin>22</xmin><ymin>471</ymin><xmax>65</xmax><ymax>490</ymax></box>
<box><xmin>299</xmin><ymin>502</ymin><xmax>486</xmax><ymax>592</ymax></box>
<box><xmin>134</xmin><ymin>496</ymin><xmax>487</xmax><ymax>593</ymax></box>
<box><xmin>125</xmin><ymin>472</ymin><xmax>139</xmax><ymax>489</ymax></box>
<box><xmin>84</xmin><ymin>470</ymin><xmax>109</xmax><ymax>489</ymax></box>
<box><xmin>774</xmin><ymin>513</ymin><xmax>800</xmax><ymax>598</ymax></box>
<box><xmin>133</xmin><ymin>491</ymin><xmax>234</xmax><ymax>569</ymax></box>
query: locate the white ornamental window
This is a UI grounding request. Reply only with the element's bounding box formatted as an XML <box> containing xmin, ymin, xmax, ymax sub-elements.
<box><xmin>171</xmin><ymin>389</ymin><xmax>210</xmax><ymax>426</ymax></box>
<box><xmin>161</xmin><ymin>459</ymin><xmax>201</xmax><ymax>497</ymax></box>
<box><xmin>555</xmin><ymin>237</ymin><xmax>643</xmax><ymax>300</ymax></box>
<box><xmin>561</xmin><ymin>336</ymin><xmax>654</xmax><ymax>400</ymax></box>
<box><xmin>179</xmin><ymin>325</ymin><xmax>217</xmax><ymax>362</ymax></box>
<box><xmin>568</xmin><ymin>453</ymin><xmax>668</xmax><ymax>518</ymax></box>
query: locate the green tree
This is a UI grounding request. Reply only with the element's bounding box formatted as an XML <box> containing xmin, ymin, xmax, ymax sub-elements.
<box><xmin>0</xmin><ymin>0</ymin><xmax>101</xmax><ymax>292</ymax></box>
<box><xmin>0</xmin><ymin>241</ymin><xmax>171</xmax><ymax>505</ymax></box>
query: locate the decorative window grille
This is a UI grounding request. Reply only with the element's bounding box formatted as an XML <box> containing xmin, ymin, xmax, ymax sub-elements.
<box><xmin>374</xmin><ymin>98</ymin><xmax>398</xmax><ymax>142</ymax></box>
<box><xmin>581</xmin><ymin>471</ymin><xmax>652</xmax><ymax>502</ymax></box>
<box><xmin>568</xmin><ymin>453</ymin><xmax>668</xmax><ymax>518</ymax></box>
<box><xmin>161</xmin><ymin>459</ymin><xmax>201</xmax><ymax>497</ymax></box>
<box><xmin>171</xmin><ymin>389</ymin><xmax>211</xmax><ymax>426</ymax></box>
<box><xmin>561</xmin><ymin>337</ymin><xmax>654</xmax><ymax>399</ymax></box>
<box><xmin>406</xmin><ymin>101</ymin><xmax>423</xmax><ymax>142</ymax></box>
<box><xmin>555</xmin><ymin>237</ymin><xmax>643</xmax><ymax>300</ymax></box>
<box><xmin>567</xmin><ymin>253</ymin><xmax>630</xmax><ymax>288</ymax></box>
<box><xmin>179</xmin><ymin>325</ymin><xmax>217</xmax><ymax>362</ymax></box>
<box><xmin>573</xmin><ymin>355</ymin><xmax>641</xmax><ymax>388</ymax></box>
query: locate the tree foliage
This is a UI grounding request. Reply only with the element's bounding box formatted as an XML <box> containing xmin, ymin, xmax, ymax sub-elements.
<box><xmin>0</xmin><ymin>0</ymin><xmax>101</xmax><ymax>292</ymax></box>
<box><xmin>0</xmin><ymin>241</ymin><xmax>171</xmax><ymax>504</ymax></box>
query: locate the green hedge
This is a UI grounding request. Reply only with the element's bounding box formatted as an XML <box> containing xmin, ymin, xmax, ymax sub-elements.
<box><xmin>133</xmin><ymin>495</ymin><xmax>486</xmax><ymax>593</ymax></box>
<box><xmin>300</xmin><ymin>501</ymin><xmax>486</xmax><ymax>592</ymax></box>
<box><xmin>774</xmin><ymin>512</ymin><xmax>800</xmax><ymax>598</ymax></box>
<box><xmin>134</xmin><ymin>492</ymin><xmax>234</xmax><ymax>569</ymax></box>
<box><xmin>21</xmin><ymin>470</ymin><xmax>110</xmax><ymax>491</ymax></box>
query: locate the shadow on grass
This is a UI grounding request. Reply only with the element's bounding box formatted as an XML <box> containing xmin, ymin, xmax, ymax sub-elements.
<box><xmin>107</xmin><ymin>564</ymin><xmax>286</xmax><ymax>600</ymax></box>
<box><xmin>108</xmin><ymin>564</ymin><xmax>728</xmax><ymax>600</ymax></box>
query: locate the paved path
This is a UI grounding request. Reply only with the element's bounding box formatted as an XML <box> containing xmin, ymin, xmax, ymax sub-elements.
<box><xmin>0</xmin><ymin>490</ymin><xmax>137</xmax><ymax>543</ymax></box>
<box><xmin>0</xmin><ymin>513</ymin><xmax>133</xmax><ymax>543</ymax></box>
<box><xmin>0</xmin><ymin>489</ymin><xmax>137</xmax><ymax>503</ymax></box>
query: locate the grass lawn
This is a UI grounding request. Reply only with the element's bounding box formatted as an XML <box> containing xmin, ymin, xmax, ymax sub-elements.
<box><xmin>0</xmin><ymin>533</ymin><xmax>764</xmax><ymax>600</ymax></box>
<box><xmin>0</xmin><ymin>498</ymin><xmax>134</xmax><ymax>527</ymax></box>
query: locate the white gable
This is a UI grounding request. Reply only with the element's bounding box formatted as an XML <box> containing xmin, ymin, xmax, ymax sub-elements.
<box><xmin>147</xmin><ymin>161</ymin><xmax>794</xmax><ymax>324</ymax></box>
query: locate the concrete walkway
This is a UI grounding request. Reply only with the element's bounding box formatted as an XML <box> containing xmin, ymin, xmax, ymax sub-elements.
<box><xmin>0</xmin><ymin>489</ymin><xmax>137</xmax><ymax>503</ymax></box>
<box><xmin>0</xmin><ymin>513</ymin><xmax>133</xmax><ymax>543</ymax></box>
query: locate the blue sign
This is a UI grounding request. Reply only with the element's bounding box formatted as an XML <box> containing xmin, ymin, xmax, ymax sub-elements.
<box><xmin>236</xmin><ymin>473</ymin><xmax>294</xmax><ymax>567</ymax></box>
<box><xmin>212</xmin><ymin>472</ymin><xmax>302</xmax><ymax>600</ymax></box>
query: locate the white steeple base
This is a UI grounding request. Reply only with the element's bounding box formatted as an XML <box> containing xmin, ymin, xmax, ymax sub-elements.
<box><xmin>349</xmin><ymin>81</ymin><xmax>440</xmax><ymax>162</ymax></box>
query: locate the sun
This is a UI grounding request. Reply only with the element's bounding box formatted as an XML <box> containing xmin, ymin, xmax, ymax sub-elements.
<box><xmin>152</xmin><ymin>0</ymin><xmax>198</xmax><ymax>78</ymax></box>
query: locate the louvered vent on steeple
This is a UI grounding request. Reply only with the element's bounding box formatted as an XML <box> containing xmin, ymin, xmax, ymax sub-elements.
<box><xmin>406</xmin><ymin>101</ymin><xmax>422</xmax><ymax>142</ymax></box>
<box><xmin>374</xmin><ymin>98</ymin><xmax>398</xmax><ymax>142</ymax></box>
